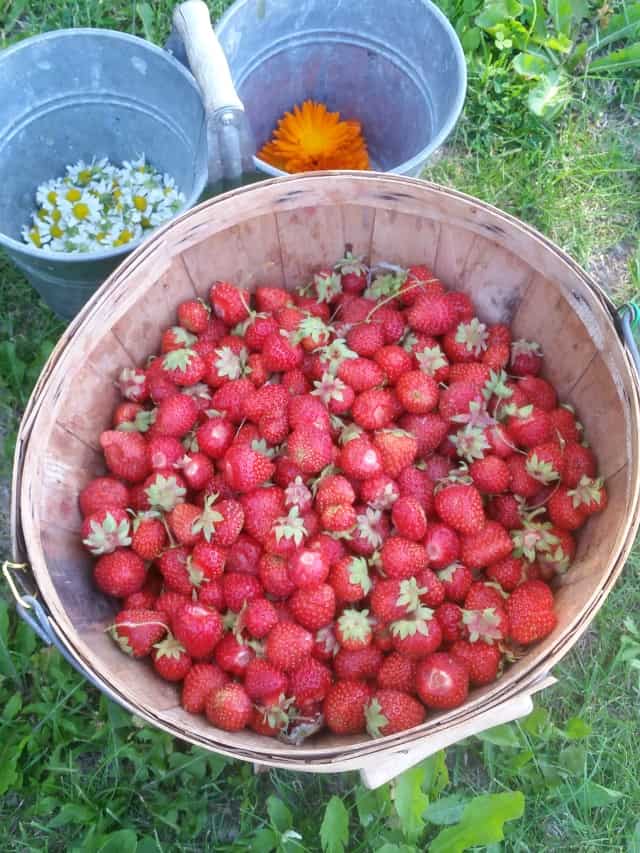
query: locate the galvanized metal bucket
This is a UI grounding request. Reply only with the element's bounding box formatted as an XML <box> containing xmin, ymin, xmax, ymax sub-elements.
<box><xmin>0</xmin><ymin>29</ymin><xmax>208</xmax><ymax>319</ymax></box>
<box><xmin>213</xmin><ymin>0</ymin><xmax>467</xmax><ymax>176</ymax></box>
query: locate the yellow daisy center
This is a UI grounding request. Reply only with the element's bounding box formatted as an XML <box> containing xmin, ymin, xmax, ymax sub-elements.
<box><xmin>113</xmin><ymin>229</ymin><xmax>134</xmax><ymax>246</ymax></box>
<box><xmin>72</xmin><ymin>202</ymin><xmax>90</xmax><ymax>220</ymax></box>
<box><xmin>47</xmin><ymin>190</ymin><xmax>57</xmax><ymax>205</ymax></box>
<box><xmin>51</xmin><ymin>223</ymin><xmax>64</xmax><ymax>238</ymax></box>
<box><xmin>29</xmin><ymin>227</ymin><xmax>41</xmax><ymax>247</ymax></box>
<box><xmin>51</xmin><ymin>209</ymin><xmax>62</xmax><ymax>222</ymax></box>
<box><xmin>65</xmin><ymin>188</ymin><xmax>82</xmax><ymax>202</ymax></box>
<box><xmin>37</xmin><ymin>208</ymin><xmax>49</xmax><ymax>221</ymax></box>
<box><xmin>78</xmin><ymin>169</ymin><xmax>93</xmax><ymax>185</ymax></box>
<box><xmin>133</xmin><ymin>195</ymin><xmax>147</xmax><ymax>212</ymax></box>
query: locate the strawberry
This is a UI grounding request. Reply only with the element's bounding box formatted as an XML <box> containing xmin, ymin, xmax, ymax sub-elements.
<box><xmin>289</xmin><ymin>658</ymin><xmax>333</xmax><ymax>712</ymax></box>
<box><xmin>178</xmin><ymin>298</ymin><xmax>210</xmax><ymax>333</ymax></box>
<box><xmin>191</xmin><ymin>541</ymin><xmax>227</xmax><ymax>581</ymax></box>
<box><xmin>289</xmin><ymin>583</ymin><xmax>336</xmax><ymax>630</ymax></box>
<box><xmin>100</xmin><ymin>431</ymin><xmax>150</xmax><ymax>483</ymax></box>
<box><xmin>211</xmin><ymin>378</ymin><xmax>255</xmax><ymax>423</ymax></box>
<box><xmin>506</xmin><ymin>406</ymin><xmax>553</xmax><ymax>449</ymax></box>
<box><xmin>422</xmin><ymin>454</ymin><xmax>454</xmax><ymax>482</ymax></box>
<box><xmin>469</xmin><ymin>455</ymin><xmax>511</xmax><ymax>494</ymax></box>
<box><xmin>399</xmin><ymin>413</ymin><xmax>448</xmax><ymax>457</ymax></box>
<box><xmin>178</xmin><ymin>452</ymin><xmax>214</xmax><ymax>491</ymax></box>
<box><xmin>214</xmin><ymin>633</ymin><xmax>254</xmax><ymax>676</ymax></box>
<box><xmin>206</xmin><ymin>683</ymin><xmax>252</xmax><ymax>731</ymax></box>
<box><xmin>525</xmin><ymin>442</ymin><xmax>565</xmax><ymax>485</ymax></box>
<box><xmin>156</xmin><ymin>545</ymin><xmax>196</xmax><ymax>594</ymax></box>
<box><xmin>109</xmin><ymin>608</ymin><xmax>167</xmax><ymax>657</ymax></box>
<box><xmin>181</xmin><ymin>663</ymin><xmax>228</xmax><ymax>713</ymax></box>
<box><xmin>442</xmin><ymin>318</ymin><xmax>488</xmax><ymax>363</ymax></box>
<box><xmin>506</xmin><ymin>455</ymin><xmax>541</xmax><ymax>499</ymax></box>
<box><xmin>259</xmin><ymin>553</ymin><xmax>296</xmax><ymax>598</ymax></box>
<box><xmin>256</xmin><ymin>286</ymin><xmax>291</xmax><ymax>313</ymax></box>
<box><xmin>161</xmin><ymin>325</ymin><xmax>197</xmax><ymax>353</ymax></box>
<box><xmin>155</xmin><ymin>591</ymin><xmax>191</xmax><ymax>626</ymax></box>
<box><xmin>209</xmin><ymin>281</ymin><xmax>250</xmax><ymax>326</ymax></box>
<box><xmin>435</xmin><ymin>602</ymin><xmax>464</xmax><ymax>643</ymax></box>
<box><xmin>460</xmin><ymin>521</ymin><xmax>513</xmax><ymax>569</ymax></box>
<box><xmin>82</xmin><ymin>508</ymin><xmax>131</xmax><ymax>555</ymax></box>
<box><xmin>412</xmin><ymin>339</ymin><xmax>450</xmax><ymax>384</ymax></box>
<box><xmin>323</xmin><ymin>681</ymin><xmax>371</xmax><ymax>734</ymax></box>
<box><xmin>240</xmin><ymin>487</ymin><xmax>286</xmax><ymax>543</ymax></box>
<box><xmin>334</xmin><ymin>646</ymin><xmax>383</xmax><ymax>680</ymax></box>
<box><xmin>381</xmin><ymin>536</ymin><xmax>427</xmax><ymax>579</ymax></box>
<box><xmin>243</xmin><ymin>597</ymin><xmax>279</xmax><ymax>638</ymax></box>
<box><xmin>482</xmin><ymin>342</ymin><xmax>510</xmax><ymax>370</ymax></box>
<box><xmin>131</xmin><ymin>515</ymin><xmax>166</xmax><ymax>560</ymax></box>
<box><xmin>153</xmin><ymin>394</ymin><xmax>199</xmax><ymax>438</ymax></box>
<box><xmin>424</xmin><ymin>523</ymin><xmax>461</xmax><ymax>569</ymax></box>
<box><xmin>336</xmin><ymin>609</ymin><xmax>372</xmax><ymax>650</ymax></box>
<box><xmin>173</xmin><ymin>603</ymin><xmax>223</xmax><ymax>658</ymax></box>
<box><xmin>222</xmin><ymin>573</ymin><xmax>262</xmax><ymax>612</ymax></box>
<box><xmin>316</xmin><ymin>475</ymin><xmax>356</xmax><ymax>512</ymax></box>
<box><xmin>487</xmin><ymin>494</ymin><xmax>523</xmax><ymax>530</ymax></box>
<box><xmin>167</xmin><ymin>502</ymin><xmax>202</xmax><ymax>547</ymax></box>
<box><xmin>450</xmin><ymin>640</ymin><xmax>501</xmax><ymax>685</ymax></box>
<box><xmin>244</xmin><ymin>659</ymin><xmax>288</xmax><ymax>700</ymax></box>
<box><xmin>390</xmin><ymin>607</ymin><xmax>442</xmax><ymax>659</ymax></box>
<box><xmin>396</xmin><ymin>370</ymin><xmax>439</xmax><ymax>414</ymax></box>
<box><xmin>261</xmin><ymin>330</ymin><xmax>303</xmax><ymax>371</ymax></box>
<box><xmin>374</xmin><ymin>345</ymin><xmax>413</xmax><ymax>383</ymax></box>
<box><xmin>329</xmin><ymin>555</ymin><xmax>372</xmax><ymax>603</ymax></box>
<box><xmin>446</xmin><ymin>290</ymin><xmax>474</xmax><ymax>321</ymax></box>
<box><xmin>338</xmin><ymin>436</ymin><xmax>384</xmax><ymax>480</ymax></box>
<box><xmin>352</xmin><ymin>389</ymin><xmax>396</xmax><ymax>430</ymax></box>
<box><xmin>438</xmin><ymin>381</ymin><xmax>483</xmax><ymax>423</ymax></box>
<box><xmin>569</xmin><ymin>476</ymin><xmax>607</xmax><ymax>516</ymax></box>
<box><xmin>319</xmin><ymin>503</ymin><xmax>357</xmax><ymax>533</ymax></box>
<box><xmin>372</xmin><ymin>429</ymin><xmax>418</xmax><ymax>478</ymax></box>
<box><xmin>288</xmin><ymin>547</ymin><xmax>330</xmax><ymax>588</ymax></box>
<box><xmin>335</xmin><ymin>357</ymin><xmax>383</xmax><ymax>392</ymax></box>
<box><xmin>547</xmin><ymin>486</ymin><xmax>586</xmax><ymax>530</ymax></box>
<box><xmin>287</xmin><ymin>425</ymin><xmax>334</xmax><ymax>475</ymax></box>
<box><xmin>510</xmin><ymin>339</ymin><xmax>543</xmax><ymax>376</ymax></box>
<box><xmin>407</xmin><ymin>292</ymin><xmax>457</xmax><ymax>335</ymax></box>
<box><xmin>416</xmin><ymin>652</ymin><xmax>469</xmax><ymax>709</ymax></box>
<box><xmin>161</xmin><ymin>348</ymin><xmax>205</xmax><ymax>386</ymax></box>
<box><xmin>288</xmin><ymin>394</ymin><xmax>331</xmax><ymax>432</ymax></box>
<box><xmin>365</xmin><ymin>689</ymin><xmax>425</xmax><ymax>737</ymax></box>
<box><xmin>391</xmin><ymin>495</ymin><xmax>427</xmax><ymax>540</ymax></box>
<box><xmin>222</xmin><ymin>443</ymin><xmax>275</xmax><ymax>492</ymax></box>
<box><xmin>198</xmin><ymin>579</ymin><xmax>225</xmax><ymax>610</ymax></box>
<box><xmin>94</xmin><ymin>549</ymin><xmax>147</xmax><ymax>597</ymax></box>
<box><xmin>336</xmin><ymin>251</ymin><xmax>368</xmax><ymax>293</ymax></box>
<box><xmin>464</xmin><ymin>580</ymin><xmax>506</xmax><ymax>611</ymax></box>
<box><xmin>266</xmin><ymin>622</ymin><xmax>314</xmax><ymax>671</ymax></box>
<box><xmin>436</xmin><ymin>562</ymin><xmax>472</xmax><ymax>603</ymax></box>
<box><xmin>347</xmin><ymin>322</ymin><xmax>385</xmax><ymax>356</ymax></box>
<box><xmin>117</xmin><ymin>366</ymin><xmax>150</xmax><ymax>403</ymax></box>
<box><xmin>359</xmin><ymin>474</ymin><xmax>400</xmax><ymax>510</ymax></box>
<box><xmin>506</xmin><ymin>580</ymin><xmax>557</xmax><ymax>644</ymax></box>
<box><xmin>461</xmin><ymin>603</ymin><xmax>508</xmax><ymax>643</ymax></box>
<box><xmin>79</xmin><ymin>477</ymin><xmax>130</xmax><ymax>517</ymax></box>
<box><xmin>486</xmin><ymin>556</ymin><xmax>525</xmax><ymax>591</ymax></box>
<box><xmin>370</xmin><ymin>577</ymin><xmax>424</xmax><ymax>622</ymax></box>
<box><xmin>518</xmin><ymin>375</ymin><xmax>557</xmax><ymax>411</ymax></box>
<box><xmin>562</xmin><ymin>442</ymin><xmax>597</xmax><ymax>488</ymax></box>
<box><xmin>376</xmin><ymin>652</ymin><xmax>416</xmax><ymax>693</ymax></box>
<box><xmin>113</xmin><ymin>401</ymin><xmax>144</xmax><ymax>428</ymax></box>
<box><xmin>549</xmin><ymin>406</ymin><xmax>581</xmax><ymax>443</ymax></box>
<box><xmin>123</xmin><ymin>571</ymin><xmax>161</xmax><ymax>610</ymax></box>
<box><xmin>151</xmin><ymin>633</ymin><xmax>192</xmax><ymax>681</ymax></box>
<box><xmin>434</xmin><ymin>481</ymin><xmax>486</xmax><ymax>535</ymax></box>
<box><xmin>415</xmin><ymin>568</ymin><xmax>446</xmax><ymax>607</ymax></box>
<box><xmin>147</xmin><ymin>435</ymin><xmax>184</xmax><ymax>470</ymax></box>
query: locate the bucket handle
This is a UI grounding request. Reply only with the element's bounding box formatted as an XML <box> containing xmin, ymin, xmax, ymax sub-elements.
<box><xmin>618</xmin><ymin>302</ymin><xmax>640</xmax><ymax>376</ymax></box>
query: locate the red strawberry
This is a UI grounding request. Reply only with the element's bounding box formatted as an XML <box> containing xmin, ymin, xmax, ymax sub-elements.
<box><xmin>416</xmin><ymin>652</ymin><xmax>469</xmax><ymax>709</ymax></box>
<box><xmin>289</xmin><ymin>658</ymin><xmax>333</xmax><ymax>712</ymax></box>
<box><xmin>482</xmin><ymin>342</ymin><xmax>510</xmax><ymax>370</ymax></box>
<box><xmin>167</xmin><ymin>502</ymin><xmax>201</xmax><ymax>547</ymax></box>
<box><xmin>415</xmin><ymin>568</ymin><xmax>446</xmax><ymax>607</ymax></box>
<box><xmin>259</xmin><ymin>553</ymin><xmax>296</xmax><ymax>598</ymax></box>
<box><xmin>238</xmin><ymin>487</ymin><xmax>285</xmax><ymax>544</ymax></box>
<box><xmin>79</xmin><ymin>477</ymin><xmax>130</xmax><ymax>517</ymax></box>
<box><xmin>391</xmin><ymin>496</ymin><xmax>427</xmax><ymax>540</ymax></box>
<box><xmin>347</xmin><ymin>322</ymin><xmax>385</xmax><ymax>356</ymax></box>
<box><xmin>153</xmin><ymin>394</ymin><xmax>199</xmax><ymax>438</ymax></box>
<box><xmin>399</xmin><ymin>413</ymin><xmax>448</xmax><ymax>457</ymax></box>
<box><xmin>352</xmin><ymin>389</ymin><xmax>396</xmax><ymax>430</ymax></box>
<box><xmin>469</xmin><ymin>456</ymin><xmax>511</xmax><ymax>494</ymax></box>
<box><xmin>157</xmin><ymin>546</ymin><xmax>198</xmax><ymax>595</ymax></box>
<box><xmin>450</xmin><ymin>640</ymin><xmax>501</xmax><ymax>685</ymax></box>
<box><xmin>365</xmin><ymin>689</ymin><xmax>425</xmax><ymax>737</ymax></box>
<box><xmin>518</xmin><ymin>376</ymin><xmax>557</xmax><ymax>411</ymax></box>
<box><xmin>109</xmin><ymin>608</ymin><xmax>167</xmax><ymax>657</ymax></box>
<box><xmin>156</xmin><ymin>590</ymin><xmax>191</xmax><ymax>625</ymax></box>
<box><xmin>381</xmin><ymin>536</ymin><xmax>427</xmax><ymax>579</ymax></box>
<box><xmin>266</xmin><ymin>622</ymin><xmax>314</xmax><ymax>671</ymax></box>
<box><xmin>510</xmin><ymin>339</ymin><xmax>543</xmax><ymax>376</ymax></box>
<box><xmin>372</xmin><ymin>429</ymin><xmax>418</xmax><ymax>478</ymax></box>
<box><xmin>569</xmin><ymin>476</ymin><xmax>607</xmax><ymax>516</ymax></box>
<box><xmin>161</xmin><ymin>325</ymin><xmax>197</xmax><ymax>353</ymax></box>
<box><xmin>486</xmin><ymin>556</ymin><xmax>525</xmax><ymax>591</ymax></box>
<box><xmin>211</xmin><ymin>378</ymin><xmax>255</xmax><ymax>423</ymax></box>
<box><xmin>434</xmin><ymin>482</ymin><xmax>486</xmax><ymax>535</ymax></box>
<box><xmin>334</xmin><ymin>646</ymin><xmax>383</xmax><ymax>680</ymax></box>
<box><xmin>329</xmin><ymin>555</ymin><xmax>372</xmax><ymax>603</ymax></box>
<box><xmin>262</xmin><ymin>330</ymin><xmax>303</xmax><ymax>371</ymax></box>
<box><xmin>243</xmin><ymin>598</ymin><xmax>279</xmax><ymax>638</ymax></box>
<box><xmin>214</xmin><ymin>633</ymin><xmax>254</xmax><ymax>677</ymax></box>
<box><xmin>244</xmin><ymin>659</ymin><xmax>288</xmax><ymax>700</ymax></box>
<box><xmin>336</xmin><ymin>608</ymin><xmax>372</xmax><ymax>651</ymax></box>
<box><xmin>81</xmin><ymin>508</ymin><xmax>131</xmax><ymax>555</ymax></box>
<box><xmin>506</xmin><ymin>407</ymin><xmax>553</xmax><ymax>449</ymax></box>
<box><xmin>438</xmin><ymin>381</ymin><xmax>483</xmax><ymax>423</ymax></box>
<box><xmin>359</xmin><ymin>474</ymin><xmax>400</xmax><ymax>510</ymax></box>
<box><xmin>377</xmin><ymin>652</ymin><xmax>416</xmax><ymax>693</ymax></box>
<box><xmin>256</xmin><ymin>286</ymin><xmax>291</xmax><ymax>313</ymax></box>
<box><xmin>289</xmin><ymin>583</ymin><xmax>336</xmax><ymax>630</ymax></box>
<box><xmin>173</xmin><ymin>603</ymin><xmax>223</xmax><ymax>658</ymax></box>
<box><xmin>506</xmin><ymin>580</ymin><xmax>557</xmax><ymax>644</ymax></box>
<box><xmin>181</xmin><ymin>663</ymin><xmax>229</xmax><ymax>713</ymax></box>
<box><xmin>487</xmin><ymin>494</ymin><xmax>523</xmax><ymax>530</ymax></box>
<box><xmin>209</xmin><ymin>281</ymin><xmax>250</xmax><ymax>326</ymax></box>
<box><xmin>161</xmin><ymin>348</ymin><xmax>205</xmax><ymax>386</ymax></box>
<box><xmin>338</xmin><ymin>357</ymin><xmax>385</xmax><ymax>392</ymax></box>
<box><xmin>316</xmin><ymin>475</ymin><xmax>356</xmax><ymax>512</ymax></box>
<box><xmin>549</xmin><ymin>406</ymin><xmax>581</xmax><ymax>443</ymax></box>
<box><xmin>424</xmin><ymin>523</ymin><xmax>460</xmax><ymax>569</ymax></box>
<box><xmin>323</xmin><ymin>681</ymin><xmax>371</xmax><ymax>734</ymax></box>
<box><xmin>422</xmin><ymin>454</ymin><xmax>454</xmax><ymax>482</ymax></box>
<box><xmin>442</xmin><ymin>318</ymin><xmax>488</xmax><ymax>364</ymax></box>
<box><xmin>336</xmin><ymin>252</ymin><xmax>368</xmax><ymax>294</ymax></box>
<box><xmin>191</xmin><ymin>540</ymin><xmax>227</xmax><ymax>580</ymax></box>
<box><xmin>287</xmin><ymin>426</ymin><xmax>334</xmax><ymax>475</ymax></box>
<box><xmin>390</xmin><ymin>607</ymin><xmax>442</xmax><ymax>659</ymax></box>
<box><xmin>374</xmin><ymin>345</ymin><xmax>413</xmax><ymax>383</ymax></box>
<box><xmin>196</xmin><ymin>416</ymin><xmax>234</xmax><ymax>459</ymax></box>
<box><xmin>222</xmin><ymin>573</ymin><xmax>262</xmax><ymax>612</ymax></box>
<box><xmin>338</xmin><ymin>436</ymin><xmax>384</xmax><ymax>480</ymax></box>
<box><xmin>197</xmin><ymin>579</ymin><xmax>225</xmax><ymax>610</ymax></box>
<box><xmin>152</xmin><ymin>633</ymin><xmax>192</xmax><ymax>681</ymax></box>
<box><xmin>460</xmin><ymin>521</ymin><xmax>513</xmax><ymax>569</ymax></box>
<box><xmin>94</xmin><ymin>549</ymin><xmax>147</xmax><ymax>597</ymax></box>
<box><xmin>436</xmin><ymin>562</ymin><xmax>472</xmax><ymax>603</ymax></box>
<box><xmin>123</xmin><ymin>571</ymin><xmax>162</xmax><ymax>610</ymax></box>
<box><xmin>178</xmin><ymin>298</ymin><xmax>209</xmax><ymax>333</ymax></box>
<box><xmin>131</xmin><ymin>515</ymin><xmax>166</xmax><ymax>560</ymax></box>
<box><xmin>100</xmin><ymin>431</ymin><xmax>150</xmax><ymax>483</ymax></box>
<box><xmin>206</xmin><ymin>683</ymin><xmax>252</xmax><ymax>732</ymax></box>
<box><xmin>446</xmin><ymin>290</ymin><xmax>474</xmax><ymax>321</ymax></box>
<box><xmin>396</xmin><ymin>370</ymin><xmax>439</xmax><ymax>414</ymax></box>
<box><xmin>506</xmin><ymin>455</ymin><xmax>540</xmax><ymax>499</ymax></box>
<box><xmin>547</xmin><ymin>486</ymin><xmax>587</xmax><ymax>530</ymax></box>
<box><xmin>525</xmin><ymin>442</ymin><xmax>565</xmax><ymax>484</ymax></box>
<box><xmin>112</xmin><ymin>401</ymin><xmax>144</xmax><ymax>428</ymax></box>
<box><xmin>464</xmin><ymin>581</ymin><xmax>506</xmax><ymax>612</ymax></box>
<box><xmin>288</xmin><ymin>547</ymin><xmax>330</xmax><ymax>588</ymax></box>
<box><xmin>435</xmin><ymin>602</ymin><xmax>464</xmax><ymax>643</ymax></box>
<box><xmin>222</xmin><ymin>443</ymin><xmax>275</xmax><ymax>492</ymax></box>
<box><xmin>370</xmin><ymin>577</ymin><xmax>424</xmax><ymax>622</ymax></box>
<box><xmin>562</xmin><ymin>442</ymin><xmax>597</xmax><ymax>488</ymax></box>
<box><xmin>407</xmin><ymin>292</ymin><xmax>457</xmax><ymax>335</ymax></box>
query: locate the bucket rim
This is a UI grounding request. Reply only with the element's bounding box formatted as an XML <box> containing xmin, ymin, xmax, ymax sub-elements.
<box><xmin>0</xmin><ymin>27</ymin><xmax>208</xmax><ymax>264</ymax></box>
<box><xmin>216</xmin><ymin>0</ymin><xmax>468</xmax><ymax>177</ymax></box>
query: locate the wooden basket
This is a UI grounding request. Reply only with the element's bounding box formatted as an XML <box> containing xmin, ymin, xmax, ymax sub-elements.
<box><xmin>10</xmin><ymin>173</ymin><xmax>640</xmax><ymax>788</ymax></box>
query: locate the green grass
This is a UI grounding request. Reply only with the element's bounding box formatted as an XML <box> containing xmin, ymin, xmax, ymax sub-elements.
<box><xmin>2</xmin><ymin>0</ymin><xmax>640</xmax><ymax>850</ymax></box>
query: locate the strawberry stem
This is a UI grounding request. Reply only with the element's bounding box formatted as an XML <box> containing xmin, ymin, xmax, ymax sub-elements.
<box><xmin>364</xmin><ymin>278</ymin><xmax>437</xmax><ymax>323</ymax></box>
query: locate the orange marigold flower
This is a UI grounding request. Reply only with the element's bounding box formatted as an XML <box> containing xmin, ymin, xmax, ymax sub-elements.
<box><xmin>258</xmin><ymin>100</ymin><xmax>370</xmax><ymax>173</ymax></box>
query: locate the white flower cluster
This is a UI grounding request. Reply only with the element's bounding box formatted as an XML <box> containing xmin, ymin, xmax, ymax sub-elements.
<box><xmin>21</xmin><ymin>155</ymin><xmax>186</xmax><ymax>254</ymax></box>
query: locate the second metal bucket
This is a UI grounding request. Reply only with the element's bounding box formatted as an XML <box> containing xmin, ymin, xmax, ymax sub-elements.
<box><xmin>212</xmin><ymin>0</ymin><xmax>467</xmax><ymax>177</ymax></box>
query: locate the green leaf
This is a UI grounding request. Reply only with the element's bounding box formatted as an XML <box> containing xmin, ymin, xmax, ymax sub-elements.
<box><xmin>356</xmin><ymin>785</ymin><xmax>379</xmax><ymax>827</ymax></box>
<box><xmin>136</xmin><ymin>838</ymin><xmax>160</xmax><ymax>853</ymax></box>
<box><xmin>462</xmin><ymin>27</ymin><xmax>483</xmax><ymax>52</ymax></box>
<box><xmin>476</xmin><ymin>0</ymin><xmax>523</xmax><ymax>29</ymax></box>
<box><xmin>424</xmin><ymin>794</ymin><xmax>469</xmax><ymax>826</ymax></box>
<box><xmin>392</xmin><ymin>765</ymin><xmax>429</xmax><ymax>843</ymax></box>
<box><xmin>512</xmin><ymin>51</ymin><xmax>553</xmax><ymax>78</ymax></box>
<box><xmin>3</xmin><ymin>0</ymin><xmax>27</xmax><ymax>33</ymax></box>
<box><xmin>548</xmin><ymin>0</ymin><xmax>587</xmax><ymax>36</ymax></box>
<box><xmin>628</xmin><ymin>820</ymin><xmax>640</xmax><ymax>853</ymax></box>
<box><xmin>558</xmin><ymin>744</ymin><xmax>586</xmax><ymax>776</ymax></box>
<box><xmin>50</xmin><ymin>803</ymin><xmax>96</xmax><ymax>828</ymax></box>
<box><xmin>421</xmin><ymin>751</ymin><xmax>449</xmax><ymax>798</ymax></box>
<box><xmin>476</xmin><ymin>723</ymin><xmax>521</xmax><ymax>748</ymax></box>
<box><xmin>0</xmin><ymin>734</ymin><xmax>28</xmax><ymax>796</ymax></box>
<box><xmin>97</xmin><ymin>830</ymin><xmax>138</xmax><ymax>853</ymax></box>
<box><xmin>14</xmin><ymin>620</ymin><xmax>37</xmax><ymax>658</ymax></box>
<box><xmin>429</xmin><ymin>791</ymin><xmax>525</xmax><ymax>853</ymax></box>
<box><xmin>589</xmin><ymin>42</ymin><xmax>640</xmax><ymax>72</ymax></box>
<box><xmin>579</xmin><ymin>780</ymin><xmax>624</xmax><ymax>810</ymax></box>
<box><xmin>251</xmin><ymin>828</ymin><xmax>278</xmax><ymax>853</ymax></box>
<box><xmin>0</xmin><ymin>599</ymin><xmax>14</xmax><ymax>680</ymax></box>
<box><xmin>3</xmin><ymin>693</ymin><xmax>22</xmax><ymax>721</ymax></box>
<box><xmin>563</xmin><ymin>716</ymin><xmax>591</xmax><ymax>739</ymax></box>
<box><xmin>521</xmin><ymin>706</ymin><xmax>550</xmax><ymax>737</ymax></box>
<box><xmin>267</xmin><ymin>796</ymin><xmax>292</xmax><ymax>833</ymax></box>
<box><xmin>589</xmin><ymin>5</ymin><xmax>640</xmax><ymax>51</ymax></box>
<box><xmin>531</xmin><ymin>31</ymin><xmax>573</xmax><ymax>52</ymax></box>
<box><xmin>375</xmin><ymin>845</ymin><xmax>417</xmax><ymax>853</ymax></box>
<box><xmin>527</xmin><ymin>70</ymin><xmax>571</xmax><ymax>119</ymax></box>
<box><xmin>320</xmin><ymin>796</ymin><xmax>349</xmax><ymax>853</ymax></box>
<box><xmin>137</xmin><ymin>2</ymin><xmax>155</xmax><ymax>41</ymax></box>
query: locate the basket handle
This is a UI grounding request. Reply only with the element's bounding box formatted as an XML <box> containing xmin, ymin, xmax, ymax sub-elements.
<box><xmin>618</xmin><ymin>302</ymin><xmax>640</xmax><ymax>375</ymax></box>
<box><xmin>358</xmin><ymin>675</ymin><xmax>556</xmax><ymax>790</ymax></box>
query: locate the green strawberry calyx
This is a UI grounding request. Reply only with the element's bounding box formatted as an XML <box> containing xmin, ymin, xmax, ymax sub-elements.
<box><xmin>390</xmin><ymin>605</ymin><xmax>435</xmax><ymax>638</ymax></box>
<box><xmin>162</xmin><ymin>347</ymin><xmax>197</xmax><ymax>373</ymax></box>
<box><xmin>293</xmin><ymin>315</ymin><xmax>331</xmax><ymax>347</ymax></box>
<box><xmin>511</xmin><ymin>339</ymin><xmax>543</xmax><ymax>358</ymax></box>
<box><xmin>153</xmin><ymin>633</ymin><xmax>186</xmax><ymax>659</ymax></box>
<box><xmin>437</xmin><ymin>562</ymin><xmax>462</xmax><ymax>583</ymax></box>
<box><xmin>455</xmin><ymin>318</ymin><xmax>488</xmax><ymax>356</ymax></box>
<box><xmin>512</xmin><ymin>521</ymin><xmax>559</xmax><ymax>562</ymax></box>
<box><xmin>450</xmin><ymin>425</ymin><xmax>490</xmax><ymax>463</ymax></box>
<box><xmin>396</xmin><ymin>577</ymin><xmax>427</xmax><ymax>613</ymax></box>
<box><xmin>365</xmin><ymin>697</ymin><xmax>389</xmax><ymax>738</ymax></box>
<box><xmin>347</xmin><ymin>556</ymin><xmax>372</xmax><ymax>595</ymax></box>
<box><xmin>337</xmin><ymin>608</ymin><xmax>372</xmax><ymax>641</ymax></box>
<box><xmin>416</xmin><ymin>344</ymin><xmax>448</xmax><ymax>376</ymax></box>
<box><xmin>191</xmin><ymin>495</ymin><xmax>224</xmax><ymax>542</ymax></box>
<box><xmin>274</xmin><ymin>505</ymin><xmax>308</xmax><ymax>546</ymax></box>
<box><xmin>116</xmin><ymin>409</ymin><xmax>157</xmax><ymax>433</ymax></box>
<box><xmin>319</xmin><ymin>338</ymin><xmax>358</xmax><ymax>375</ymax></box>
<box><xmin>213</xmin><ymin>345</ymin><xmax>248</xmax><ymax>380</ymax></box>
<box><xmin>526</xmin><ymin>451</ymin><xmax>561</xmax><ymax>484</ymax></box>
<box><xmin>83</xmin><ymin>512</ymin><xmax>131</xmax><ymax>555</ymax></box>
<box><xmin>568</xmin><ymin>475</ymin><xmax>604</xmax><ymax>509</ymax></box>
<box><xmin>462</xmin><ymin>608</ymin><xmax>504</xmax><ymax>643</ymax></box>
<box><xmin>355</xmin><ymin>508</ymin><xmax>384</xmax><ymax>549</ymax></box>
<box><xmin>311</xmin><ymin>372</ymin><xmax>348</xmax><ymax>405</ymax></box>
<box><xmin>334</xmin><ymin>250</ymin><xmax>368</xmax><ymax>277</ymax></box>
<box><xmin>314</xmin><ymin>271</ymin><xmax>342</xmax><ymax>303</ymax></box>
<box><xmin>146</xmin><ymin>474</ymin><xmax>187</xmax><ymax>512</ymax></box>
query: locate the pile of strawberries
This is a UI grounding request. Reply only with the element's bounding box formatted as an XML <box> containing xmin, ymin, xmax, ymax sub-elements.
<box><xmin>80</xmin><ymin>252</ymin><xmax>607</xmax><ymax>740</ymax></box>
